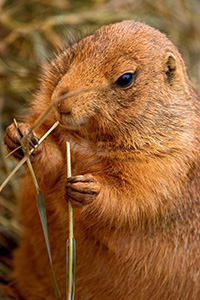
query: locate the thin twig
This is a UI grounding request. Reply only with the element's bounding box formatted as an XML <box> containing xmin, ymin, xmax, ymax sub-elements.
<box><xmin>26</xmin><ymin>156</ymin><xmax>61</xmax><ymax>297</ymax></box>
<box><xmin>66</xmin><ymin>142</ymin><xmax>75</xmax><ymax>300</ymax></box>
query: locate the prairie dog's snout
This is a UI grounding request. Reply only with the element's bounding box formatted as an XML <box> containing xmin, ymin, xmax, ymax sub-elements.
<box><xmin>53</xmin><ymin>83</ymin><xmax>95</xmax><ymax>127</ymax></box>
<box><xmin>57</xmin><ymin>95</ymin><xmax>75</xmax><ymax>115</ymax></box>
<box><xmin>55</xmin><ymin>95</ymin><xmax>78</xmax><ymax>126</ymax></box>
<box><xmin>52</xmin><ymin>81</ymin><xmax>78</xmax><ymax>125</ymax></box>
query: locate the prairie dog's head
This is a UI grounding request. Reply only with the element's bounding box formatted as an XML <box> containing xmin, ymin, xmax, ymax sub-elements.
<box><xmin>41</xmin><ymin>21</ymin><xmax>197</xmax><ymax>154</ymax></box>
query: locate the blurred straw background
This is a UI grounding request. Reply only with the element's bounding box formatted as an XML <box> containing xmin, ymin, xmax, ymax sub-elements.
<box><xmin>0</xmin><ymin>0</ymin><xmax>200</xmax><ymax>284</ymax></box>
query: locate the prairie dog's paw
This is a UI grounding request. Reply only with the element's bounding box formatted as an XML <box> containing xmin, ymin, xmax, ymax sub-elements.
<box><xmin>4</xmin><ymin>122</ymin><xmax>42</xmax><ymax>160</ymax></box>
<box><xmin>66</xmin><ymin>174</ymin><xmax>101</xmax><ymax>208</ymax></box>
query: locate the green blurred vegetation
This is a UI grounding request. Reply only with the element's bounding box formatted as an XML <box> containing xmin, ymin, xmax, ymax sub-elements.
<box><xmin>0</xmin><ymin>0</ymin><xmax>200</xmax><ymax>277</ymax></box>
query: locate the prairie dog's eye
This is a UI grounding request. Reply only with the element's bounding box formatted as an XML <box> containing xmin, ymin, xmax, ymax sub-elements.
<box><xmin>115</xmin><ymin>72</ymin><xmax>134</xmax><ymax>88</ymax></box>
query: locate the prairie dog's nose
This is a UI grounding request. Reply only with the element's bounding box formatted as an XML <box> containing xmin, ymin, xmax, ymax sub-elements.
<box><xmin>57</xmin><ymin>97</ymin><xmax>75</xmax><ymax>115</ymax></box>
<box><xmin>52</xmin><ymin>86</ymin><xmax>69</xmax><ymax>102</ymax></box>
<box><xmin>52</xmin><ymin>86</ymin><xmax>74</xmax><ymax>114</ymax></box>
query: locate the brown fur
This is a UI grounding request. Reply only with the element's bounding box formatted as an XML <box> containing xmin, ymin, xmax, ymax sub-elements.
<box><xmin>2</xmin><ymin>21</ymin><xmax>200</xmax><ymax>299</ymax></box>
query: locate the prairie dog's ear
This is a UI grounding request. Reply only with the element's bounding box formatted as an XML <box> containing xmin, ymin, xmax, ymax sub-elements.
<box><xmin>163</xmin><ymin>51</ymin><xmax>177</xmax><ymax>84</ymax></box>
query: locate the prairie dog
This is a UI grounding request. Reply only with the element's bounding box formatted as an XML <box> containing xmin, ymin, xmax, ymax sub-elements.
<box><xmin>3</xmin><ymin>20</ymin><xmax>200</xmax><ymax>300</ymax></box>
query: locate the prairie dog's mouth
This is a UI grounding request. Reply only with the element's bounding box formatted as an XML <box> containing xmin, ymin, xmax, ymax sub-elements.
<box><xmin>58</xmin><ymin>112</ymin><xmax>87</xmax><ymax>129</ymax></box>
